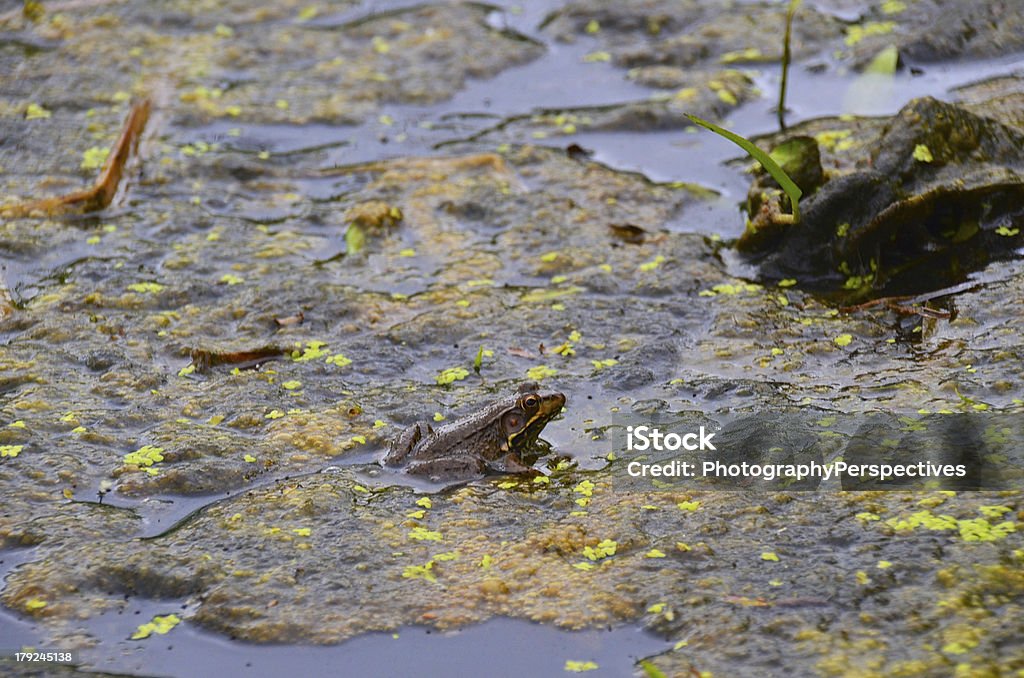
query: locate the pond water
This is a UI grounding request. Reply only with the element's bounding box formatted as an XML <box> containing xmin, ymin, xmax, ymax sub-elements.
<box><xmin>2</xmin><ymin>0</ymin><xmax>1023</xmax><ymax>676</ymax></box>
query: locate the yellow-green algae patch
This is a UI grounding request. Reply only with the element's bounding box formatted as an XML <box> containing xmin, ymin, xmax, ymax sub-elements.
<box><xmin>5</xmin><ymin>468</ymin><xmax>1020</xmax><ymax>678</ymax></box>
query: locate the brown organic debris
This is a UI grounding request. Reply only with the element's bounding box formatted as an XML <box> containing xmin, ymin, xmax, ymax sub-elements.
<box><xmin>188</xmin><ymin>346</ymin><xmax>287</xmax><ymax>373</ymax></box>
<box><xmin>274</xmin><ymin>312</ymin><xmax>305</xmax><ymax>328</ymax></box>
<box><xmin>343</xmin><ymin>201</ymin><xmax>404</xmax><ymax>231</ymax></box>
<box><xmin>608</xmin><ymin>223</ymin><xmax>648</xmax><ymax>244</ymax></box>
<box><xmin>2</xmin><ymin>98</ymin><xmax>151</xmax><ymax>218</ymax></box>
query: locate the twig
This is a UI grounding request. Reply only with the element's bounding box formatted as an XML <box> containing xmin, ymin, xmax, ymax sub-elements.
<box><xmin>2</xmin><ymin>98</ymin><xmax>151</xmax><ymax>218</ymax></box>
<box><xmin>839</xmin><ymin>295</ymin><xmax>912</xmax><ymax>313</ymax></box>
<box><xmin>840</xmin><ymin>294</ymin><xmax>950</xmax><ymax>319</ymax></box>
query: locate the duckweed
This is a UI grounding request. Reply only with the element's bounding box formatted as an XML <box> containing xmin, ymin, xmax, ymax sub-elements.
<box><xmin>436</xmin><ymin>367</ymin><xmax>469</xmax><ymax>385</ymax></box>
<box><xmin>131</xmin><ymin>614</ymin><xmax>181</xmax><ymax>640</ymax></box>
<box><xmin>564</xmin><ymin>660</ymin><xmax>599</xmax><ymax>672</ymax></box>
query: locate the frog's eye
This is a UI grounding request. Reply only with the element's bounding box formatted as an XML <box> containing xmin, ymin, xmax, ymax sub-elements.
<box><xmin>501</xmin><ymin>410</ymin><xmax>527</xmax><ymax>435</ymax></box>
<box><xmin>522</xmin><ymin>394</ymin><xmax>540</xmax><ymax>410</ymax></box>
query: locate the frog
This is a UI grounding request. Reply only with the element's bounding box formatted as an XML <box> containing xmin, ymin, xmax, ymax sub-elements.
<box><xmin>383</xmin><ymin>382</ymin><xmax>566</xmax><ymax>481</ymax></box>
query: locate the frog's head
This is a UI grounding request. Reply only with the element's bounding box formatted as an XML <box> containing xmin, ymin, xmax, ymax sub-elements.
<box><xmin>500</xmin><ymin>382</ymin><xmax>566</xmax><ymax>454</ymax></box>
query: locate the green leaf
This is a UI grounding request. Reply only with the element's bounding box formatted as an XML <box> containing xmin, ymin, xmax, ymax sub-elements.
<box><xmin>912</xmin><ymin>144</ymin><xmax>933</xmax><ymax>163</ymax></box>
<box><xmin>131</xmin><ymin>614</ymin><xmax>181</xmax><ymax>640</ymax></box>
<box><xmin>473</xmin><ymin>346</ymin><xmax>484</xmax><ymax>374</ymax></box>
<box><xmin>25</xmin><ymin>103</ymin><xmax>51</xmax><ymax>120</ymax></box>
<box><xmin>526</xmin><ymin>365</ymin><xmax>557</xmax><ymax>380</ymax></box>
<box><xmin>865</xmin><ymin>45</ymin><xmax>899</xmax><ymax>74</ymax></box>
<box><xmin>685</xmin><ymin>114</ymin><xmax>802</xmax><ymax>223</ymax></box>
<box><xmin>564</xmin><ymin>660</ymin><xmax>599</xmax><ymax>672</ymax></box>
<box><xmin>639</xmin><ymin>661</ymin><xmax>668</xmax><ymax>678</ymax></box>
<box><xmin>80</xmin><ymin>146</ymin><xmax>110</xmax><ymax>170</ymax></box>
<box><xmin>436</xmin><ymin>367</ymin><xmax>469</xmax><ymax>385</ymax></box>
<box><xmin>345</xmin><ymin>223</ymin><xmax>365</xmax><ymax>254</ymax></box>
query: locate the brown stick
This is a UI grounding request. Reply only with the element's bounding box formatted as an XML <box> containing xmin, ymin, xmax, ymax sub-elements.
<box><xmin>840</xmin><ymin>294</ymin><xmax>951</xmax><ymax>318</ymax></box>
<box><xmin>2</xmin><ymin>98</ymin><xmax>151</xmax><ymax>218</ymax></box>
<box><xmin>887</xmin><ymin>303</ymin><xmax>951</xmax><ymax>319</ymax></box>
<box><xmin>839</xmin><ymin>295</ymin><xmax>913</xmax><ymax>313</ymax></box>
<box><xmin>188</xmin><ymin>346</ymin><xmax>289</xmax><ymax>372</ymax></box>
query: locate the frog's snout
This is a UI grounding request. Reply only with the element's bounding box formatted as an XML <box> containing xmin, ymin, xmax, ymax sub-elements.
<box><xmin>543</xmin><ymin>392</ymin><xmax>566</xmax><ymax>415</ymax></box>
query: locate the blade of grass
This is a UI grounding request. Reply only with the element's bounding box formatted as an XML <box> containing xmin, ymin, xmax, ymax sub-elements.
<box><xmin>777</xmin><ymin>0</ymin><xmax>801</xmax><ymax>130</ymax></box>
<box><xmin>345</xmin><ymin>223</ymin><xmax>366</xmax><ymax>254</ymax></box>
<box><xmin>473</xmin><ymin>345</ymin><xmax>484</xmax><ymax>374</ymax></box>
<box><xmin>685</xmin><ymin>113</ymin><xmax>802</xmax><ymax>223</ymax></box>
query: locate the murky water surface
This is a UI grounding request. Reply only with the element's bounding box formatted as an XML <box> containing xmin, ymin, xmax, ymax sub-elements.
<box><xmin>2</xmin><ymin>0</ymin><xmax>1024</xmax><ymax>676</ymax></box>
